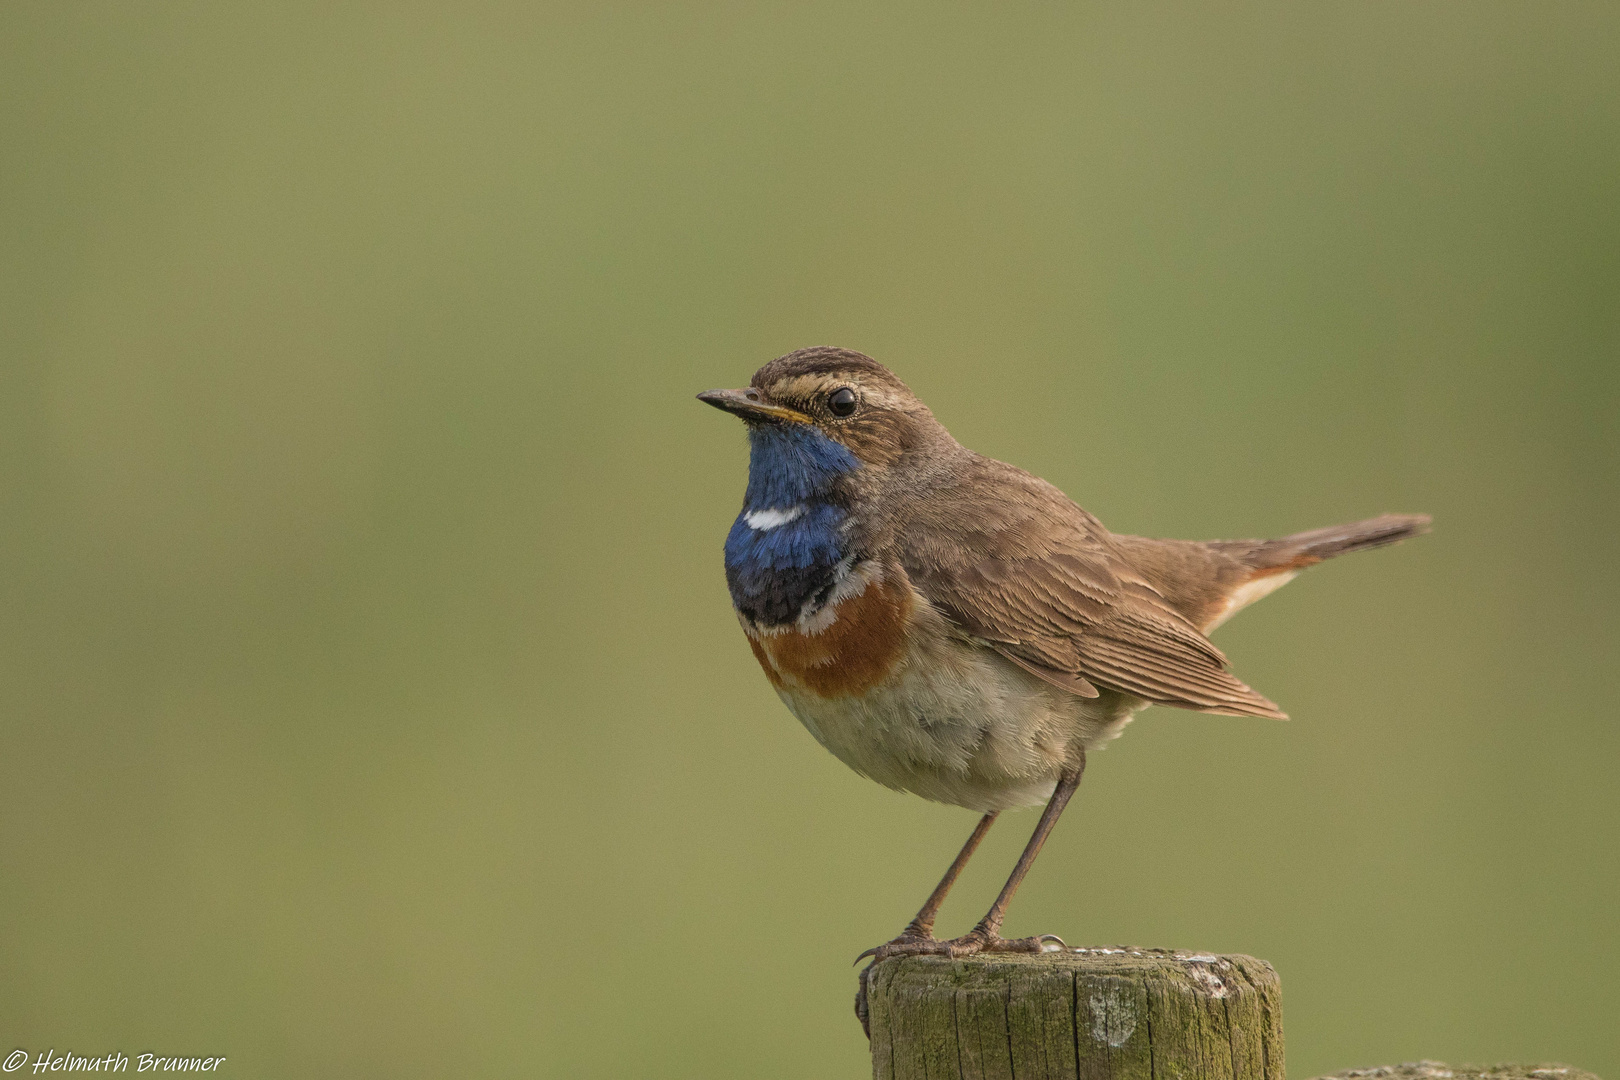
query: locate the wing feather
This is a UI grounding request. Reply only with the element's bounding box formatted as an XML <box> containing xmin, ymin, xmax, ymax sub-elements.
<box><xmin>901</xmin><ymin>459</ymin><xmax>1287</xmax><ymax>720</ymax></box>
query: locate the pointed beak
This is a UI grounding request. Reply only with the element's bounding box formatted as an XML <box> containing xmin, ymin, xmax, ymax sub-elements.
<box><xmin>696</xmin><ymin>387</ymin><xmax>812</xmax><ymax>424</ymax></box>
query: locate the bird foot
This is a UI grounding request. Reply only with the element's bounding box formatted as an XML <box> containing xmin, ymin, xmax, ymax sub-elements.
<box><xmin>857</xmin><ymin>927</ymin><xmax>1065</xmax><ymax>964</ymax></box>
<box><xmin>853</xmin><ymin>931</ymin><xmax>941</xmax><ymax>965</ymax></box>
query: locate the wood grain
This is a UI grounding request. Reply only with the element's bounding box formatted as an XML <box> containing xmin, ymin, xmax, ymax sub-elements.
<box><xmin>865</xmin><ymin>948</ymin><xmax>1284</xmax><ymax>1080</ymax></box>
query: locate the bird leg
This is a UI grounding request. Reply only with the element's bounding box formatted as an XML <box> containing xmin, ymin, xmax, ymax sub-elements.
<box><xmin>855</xmin><ymin>810</ymin><xmax>998</xmax><ymax>963</ymax></box>
<box><xmin>856</xmin><ymin>752</ymin><xmax>1086</xmax><ymax>964</ymax></box>
<box><xmin>950</xmin><ymin>753</ymin><xmax>1084</xmax><ymax>955</ymax></box>
<box><xmin>854</xmin><ymin>755</ymin><xmax>1086</xmax><ymax>1036</ymax></box>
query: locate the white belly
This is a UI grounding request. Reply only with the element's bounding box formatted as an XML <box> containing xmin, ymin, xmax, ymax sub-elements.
<box><xmin>776</xmin><ymin>625</ymin><xmax>1141</xmax><ymax>812</ymax></box>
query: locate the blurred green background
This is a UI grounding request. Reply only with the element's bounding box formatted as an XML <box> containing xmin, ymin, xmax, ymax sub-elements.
<box><xmin>2</xmin><ymin>3</ymin><xmax>1616</xmax><ymax>1077</ymax></box>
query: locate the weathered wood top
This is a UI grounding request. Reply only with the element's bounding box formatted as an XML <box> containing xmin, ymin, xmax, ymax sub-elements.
<box><xmin>864</xmin><ymin>950</ymin><xmax>1602</xmax><ymax>1080</ymax></box>
<box><xmin>865</xmin><ymin>947</ymin><xmax>1284</xmax><ymax>1080</ymax></box>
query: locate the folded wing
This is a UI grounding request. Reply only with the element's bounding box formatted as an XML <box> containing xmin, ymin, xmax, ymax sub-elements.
<box><xmin>901</xmin><ymin>462</ymin><xmax>1287</xmax><ymax>719</ymax></box>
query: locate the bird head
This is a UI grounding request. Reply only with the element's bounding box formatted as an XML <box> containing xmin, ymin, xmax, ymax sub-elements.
<box><xmin>698</xmin><ymin>346</ymin><xmax>949</xmax><ymax>472</ymax></box>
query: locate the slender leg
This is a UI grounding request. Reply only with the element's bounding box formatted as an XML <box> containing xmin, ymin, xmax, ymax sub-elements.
<box><xmin>856</xmin><ymin>811</ymin><xmax>998</xmax><ymax>962</ymax></box>
<box><xmin>905</xmin><ymin>811</ymin><xmax>998</xmax><ymax>936</ymax></box>
<box><xmin>955</xmin><ymin>752</ymin><xmax>1085</xmax><ymax>952</ymax></box>
<box><xmin>855</xmin><ymin>750</ymin><xmax>1087</xmax><ymax>963</ymax></box>
<box><xmin>855</xmin><ymin>755</ymin><xmax>1087</xmax><ymax>1035</ymax></box>
<box><xmin>852</xmin><ymin>810</ymin><xmax>997</xmax><ymax>1036</ymax></box>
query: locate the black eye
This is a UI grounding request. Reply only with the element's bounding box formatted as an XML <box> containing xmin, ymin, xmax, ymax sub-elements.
<box><xmin>827</xmin><ymin>387</ymin><xmax>857</xmax><ymax>417</ymax></box>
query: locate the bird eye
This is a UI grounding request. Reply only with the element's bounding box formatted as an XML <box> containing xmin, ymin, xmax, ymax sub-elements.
<box><xmin>828</xmin><ymin>387</ymin><xmax>857</xmax><ymax>417</ymax></box>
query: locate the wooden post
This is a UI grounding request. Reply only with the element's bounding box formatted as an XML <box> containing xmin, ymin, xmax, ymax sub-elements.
<box><xmin>864</xmin><ymin>948</ymin><xmax>1285</xmax><ymax>1080</ymax></box>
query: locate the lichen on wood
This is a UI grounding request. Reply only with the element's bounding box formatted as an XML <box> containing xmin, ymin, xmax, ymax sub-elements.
<box><xmin>1310</xmin><ymin>1063</ymin><xmax>1601</xmax><ymax>1080</ymax></box>
<box><xmin>864</xmin><ymin>947</ymin><xmax>1284</xmax><ymax>1080</ymax></box>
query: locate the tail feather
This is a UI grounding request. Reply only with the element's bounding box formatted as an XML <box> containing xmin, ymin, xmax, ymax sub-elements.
<box><xmin>1211</xmin><ymin>513</ymin><xmax>1432</xmax><ymax>573</ymax></box>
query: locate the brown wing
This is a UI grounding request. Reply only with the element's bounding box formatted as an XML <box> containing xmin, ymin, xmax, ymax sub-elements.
<box><xmin>899</xmin><ymin>458</ymin><xmax>1287</xmax><ymax>719</ymax></box>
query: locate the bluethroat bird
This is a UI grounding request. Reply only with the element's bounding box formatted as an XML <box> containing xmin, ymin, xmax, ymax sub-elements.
<box><xmin>699</xmin><ymin>347</ymin><xmax>1429</xmax><ymax>985</ymax></box>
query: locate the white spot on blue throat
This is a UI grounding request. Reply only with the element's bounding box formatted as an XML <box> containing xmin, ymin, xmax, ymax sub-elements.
<box><xmin>744</xmin><ymin>506</ymin><xmax>805</xmax><ymax>530</ymax></box>
<box><xmin>724</xmin><ymin>423</ymin><xmax>860</xmax><ymax>626</ymax></box>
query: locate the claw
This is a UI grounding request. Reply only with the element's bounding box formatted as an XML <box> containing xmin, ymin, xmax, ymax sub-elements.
<box><xmin>854</xmin><ymin>932</ymin><xmax>940</xmax><ymax>965</ymax></box>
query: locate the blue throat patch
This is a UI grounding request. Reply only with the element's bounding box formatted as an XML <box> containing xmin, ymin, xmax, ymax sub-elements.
<box><xmin>725</xmin><ymin>423</ymin><xmax>859</xmax><ymax>626</ymax></box>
